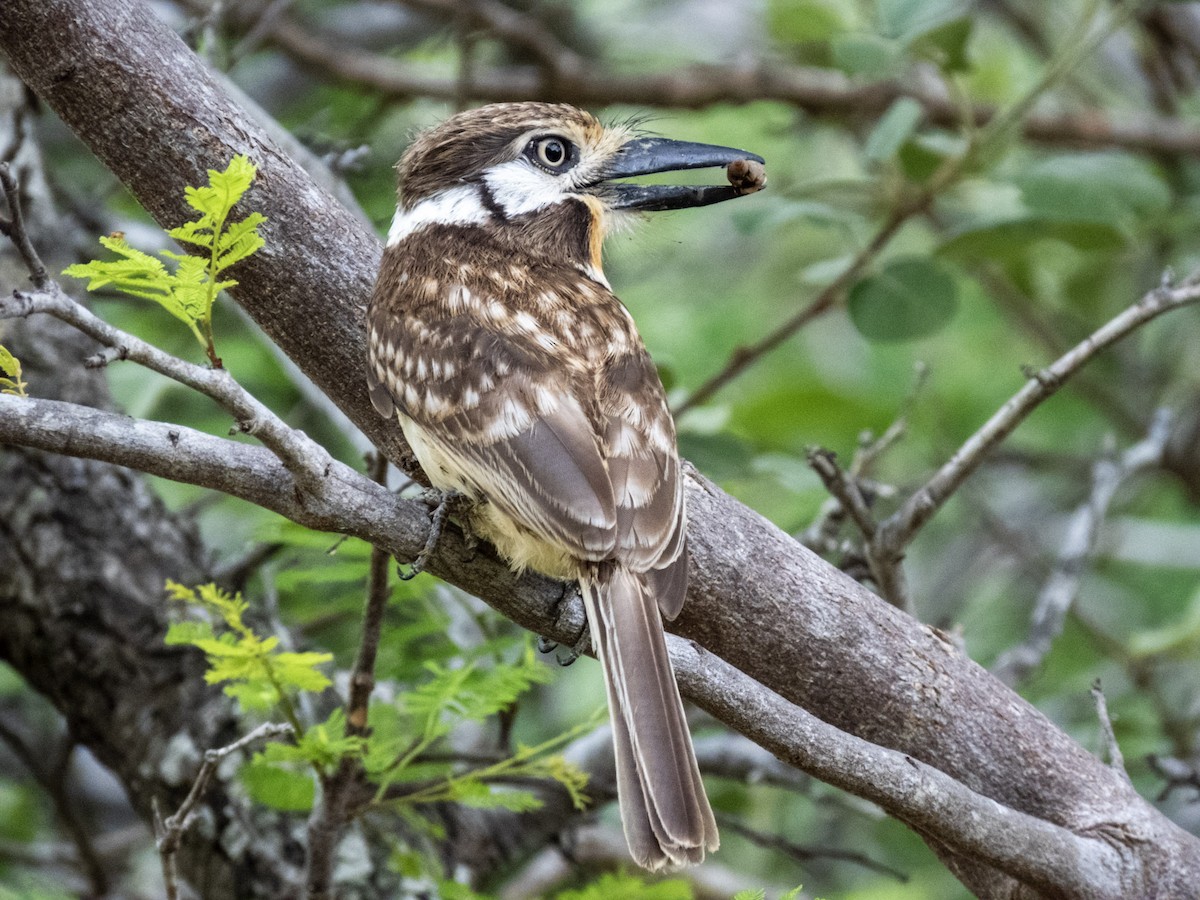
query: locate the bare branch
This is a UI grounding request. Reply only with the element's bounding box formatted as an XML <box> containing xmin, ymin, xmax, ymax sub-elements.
<box><xmin>305</xmin><ymin>454</ymin><xmax>390</xmax><ymax>898</ymax></box>
<box><xmin>0</xmin><ymin>284</ymin><xmax>333</xmax><ymax>488</ymax></box>
<box><xmin>155</xmin><ymin>722</ymin><xmax>294</xmax><ymax>900</ymax></box>
<box><xmin>993</xmin><ymin>411</ymin><xmax>1173</xmax><ymax>685</ymax></box>
<box><xmin>0</xmin><ymin>161</ymin><xmax>48</xmax><ymax>287</ymax></box>
<box><xmin>670</xmin><ymin>636</ymin><xmax>1126</xmax><ymax>898</ymax></box>
<box><xmin>253</xmin><ymin>13</ymin><xmax>1200</xmax><ymax>158</ymax></box>
<box><xmin>877</xmin><ymin>278</ymin><xmax>1200</xmax><ymax>562</ymax></box>
<box><xmin>1090</xmin><ymin>680</ymin><xmax>1129</xmax><ymax>780</ymax></box>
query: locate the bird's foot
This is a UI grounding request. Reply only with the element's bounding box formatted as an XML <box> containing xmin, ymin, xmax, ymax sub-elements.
<box><xmin>537</xmin><ymin>581</ymin><xmax>590</xmax><ymax>666</ymax></box>
<box><xmin>397</xmin><ymin>488</ymin><xmax>465</xmax><ymax>581</ymax></box>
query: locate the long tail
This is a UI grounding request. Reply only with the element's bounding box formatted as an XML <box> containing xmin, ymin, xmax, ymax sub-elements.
<box><xmin>581</xmin><ymin>565</ymin><xmax>719</xmax><ymax>870</ymax></box>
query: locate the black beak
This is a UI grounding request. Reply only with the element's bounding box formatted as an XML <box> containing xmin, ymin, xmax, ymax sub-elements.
<box><xmin>600</xmin><ymin>137</ymin><xmax>766</xmax><ymax>211</ymax></box>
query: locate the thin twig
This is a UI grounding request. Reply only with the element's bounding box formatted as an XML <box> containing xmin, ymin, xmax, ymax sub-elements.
<box><xmin>0</xmin><ymin>162</ymin><xmax>48</xmax><ymax>287</ymax></box>
<box><xmin>876</xmin><ymin>274</ymin><xmax>1200</xmax><ymax>564</ymax></box>
<box><xmin>237</xmin><ymin>7</ymin><xmax>1200</xmax><ymax>157</ymax></box>
<box><xmin>306</xmin><ymin>453</ymin><xmax>391</xmax><ymax>898</ymax></box>
<box><xmin>675</xmin><ymin>199</ymin><xmax>919</xmax><ymax>415</ymax></box>
<box><xmin>155</xmin><ymin>722</ymin><xmax>293</xmax><ymax>900</ymax></box>
<box><xmin>0</xmin><ymin>285</ymin><xmax>333</xmax><ymax>489</ymax></box>
<box><xmin>718</xmin><ymin>815</ymin><xmax>909</xmax><ymax>882</ymax></box>
<box><xmin>992</xmin><ymin>411</ymin><xmax>1172</xmax><ymax>685</ymax></box>
<box><xmin>1090</xmin><ymin>680</ymin><xmax>1129</xmax><ymax>780</ymax></box>
<box><xmin>677</xmin><ymin>0</ymin><xmax>1129</xmax><ymax>415</ymax></box>
<box><xmin>0</xmin><ymin>721</ymin><xmax>109</xmax><ymax>895</ymax></box>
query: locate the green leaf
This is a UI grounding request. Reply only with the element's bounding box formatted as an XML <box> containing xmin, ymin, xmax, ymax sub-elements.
<box><xmin>64</xmin><ymin>155</ymin><xmax>266</xmax><ymax>361</ymax></box>
<box><xmin>848</xmin><ymin>256</ymin><xmax>959</xmax><ymax>342</ymax></box>
<box><xmin>732</xmin><ymin>891</ymin><xmax>766</xmax><ymax>900</ymax></box>
<box><xmin>877</xmin><ymin>0</ymin><xmax>969</xmax><ymax>43</ymax></box>
<box><xmin>831</xmin><ymin>33</ymin><xmax>903</xmax><ymax>77</ymax></box>
<box><xmin>864</xmin><ymin>97</ymin><xmax>924</xmax><ymax>162</ymax></box>
<box><xmin>241</xmin><ymin>758</ymin><xmax>315</xmax><ymax>812</ymax></box>
<box><xmin>938</xmin><ymin>217</ymin><xmax>1125</xmax><ymax>261</ymax></box>
<box><xmin>406</xmin><ymin>648</ymin><xmax>552</xmax><ymax>726</ymax></box>
<box><xmin>0</xmin><ymin>344</ymin><xmax>27</xmax><ymax>396</ymax></box>
<box><xmin>183</xmin><ymin>154</ymin><xmax>258</xmax><ymax>220</ymax></box>
<box><xmin>271</xmin><ymin>650</ymin><xmax>335</xmax><ymax>693</ymax></box>
<box><xmin>446</xmin><ymin>779</ymin><xmax>543</xmax><ymax>812</ymax></box>
<box><xmin>216</xmin><ymin>212</ymin><xmax>267</xmax><ymax>271</ymax></box>
<box><xmin>1014</xmin><ymin>152</ymin><xmax>1172</xmax><ymax>229</ymax></box>
<box><xmin>555</xmin><ymin>873</ymin><xmax>693</xmax><ymax>900</ymax></box>
<box><xmin>164</xmin><ymin>620</ymin><xmax>218</xmax><ymax>646</ymax></box>
<box><xmin>260</xmin><ymin>710</ymin><xmax>365</xmax><ymax>769</ymax></box>
<box><xmin>768</xmin><ymin>0</ymin><xmax>855</xmax><ymax>43</ymax></box>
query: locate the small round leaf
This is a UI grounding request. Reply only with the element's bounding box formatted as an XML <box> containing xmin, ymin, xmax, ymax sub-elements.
<box><xmin>848</xmin><ymin>256</ymin><xmax>959</xmax><ymax>342</ymax></box>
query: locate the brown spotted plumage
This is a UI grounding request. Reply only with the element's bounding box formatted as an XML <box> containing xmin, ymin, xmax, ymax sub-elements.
<box><xmin>367</xmin><ymin>102</ymin><xmax>764</xmax><ymax>870</ymax></box>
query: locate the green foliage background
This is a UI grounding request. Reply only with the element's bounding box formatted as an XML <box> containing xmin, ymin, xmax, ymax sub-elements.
<box><xmin>6</xmin><ymin>0</ymin><xmax>1200</xmax><ymax>897</ymax></box>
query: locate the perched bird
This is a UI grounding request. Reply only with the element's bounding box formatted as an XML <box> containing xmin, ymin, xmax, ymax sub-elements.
<box><xmin>367</xmin><ymin>102</ymin><xmax>764</xmax><ymax>870</ymax></box>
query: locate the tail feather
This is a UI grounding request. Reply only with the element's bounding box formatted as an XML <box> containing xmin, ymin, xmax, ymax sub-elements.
<box><xmin>582</xmin><ymin>567</ymin><xmax>719</xmax><ymax>870</ymax></box>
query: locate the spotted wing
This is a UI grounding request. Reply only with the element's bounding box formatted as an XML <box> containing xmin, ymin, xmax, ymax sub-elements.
<box><xmin>368</xmin><ymin>300</ymin><xmax>619</xmax><ymax>563</ymax></box>
<box><xmin>600</xmin><ymin>350</ymin><xmax>688</xmax><ymax>617</ymax></box>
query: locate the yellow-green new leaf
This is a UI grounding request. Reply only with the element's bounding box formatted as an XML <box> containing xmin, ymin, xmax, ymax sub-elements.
<box><xmin>183</xmin><ymin>154</ymin><xmax>257</xmax><ymax>220</ymax></box>
<box><xmin>0</xmin><ymin>344</ymin><xmax>27</xmax><ymax>396</ymax></box>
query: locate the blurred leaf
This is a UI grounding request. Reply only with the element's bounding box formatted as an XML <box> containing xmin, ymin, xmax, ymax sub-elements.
<box><xmin>769</xmin><ymin>0</ymin><xmax>854</xmax><ymax>43</ymax></box>
<box><xmin>877</xmin><ymin>0</ymin><xmax>969</xmax><ymax>42</ymax></box>
<box><xmin>864</xmin><ymin>97</ymin><xmax>924</xmax><ymax>162</ymax></box>
<box><xmin>241</xmin><ymin>758</ymin><xmax>315</xmax><ymax>812</ymax></box>
<box><xmin>1128</xmin><ymin>588</ymin><xmax>1200</xmax><ymax>659</ymax></box>
<box><xmin>848</xmin><ymin>256</ymin><xmax>959</xmax><ymax>341</ymax></box>
<box><xmin>1015</xmin><ymin>153</ymin><xmax>1171</xmax><ymax>228</ymax></box>
<box><xmin>831</xmin><ymin>33</ymin><xmax>904</xmax><ymax>77</ymax></box>
<box><xmin>677</xmin><ymin>431</ymin><xmax>757</xmax><ymax>481</ymax></box>
<box><xmin>898</xmin><ymin>131</ymin><xmax>964</xmax><ymax>181</ymax></box>
<box><xmin>914</xmin><ymin>16</ymin><xmax>973</xmax><ymax>72</ymax></box>
<box><xmin>938</xmin><ymin>217</ymin><xmax>1125</xmax><ymax>261</ymax></box>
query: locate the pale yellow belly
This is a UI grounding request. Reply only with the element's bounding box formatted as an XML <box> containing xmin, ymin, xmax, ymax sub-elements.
<box><xmin>397</xmin><ymin>412</ymin><xmax>579</xmax><ymax>580</ymax></box>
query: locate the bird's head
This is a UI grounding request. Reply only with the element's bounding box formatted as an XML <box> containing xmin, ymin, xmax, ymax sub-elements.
<box><xmin>387</xmin><ymin>102</ymin><xmax>765</xmax><ymax>278</ymax></box>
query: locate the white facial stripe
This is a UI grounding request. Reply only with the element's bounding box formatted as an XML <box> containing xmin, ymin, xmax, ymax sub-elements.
<box><xmin>483</xmin><ymin>159</ymin><xmax>575</xmax><ymax>218</ymax></box>
<box><xmin>387</xmin><ymin>186</ymin><xmax>489</xmax><ymax>246</ymax></box>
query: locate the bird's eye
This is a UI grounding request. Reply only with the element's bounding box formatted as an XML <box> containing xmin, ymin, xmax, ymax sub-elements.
<box><xmin>532</xmin><ymin>136</ymin><xmax>571</xmax><ymax>169</ymax></box>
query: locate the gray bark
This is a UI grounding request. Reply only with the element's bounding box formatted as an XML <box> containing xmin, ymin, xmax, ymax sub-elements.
<box><xmin>1</xmin><ymin>0</ymin><xmax>1198</xmax><ymax>897</ymax></box>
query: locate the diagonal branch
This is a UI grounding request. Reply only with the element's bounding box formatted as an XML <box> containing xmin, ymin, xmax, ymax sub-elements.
<box><xmin>992</xmin><ymin>411</ymin><xmax>1174</xmax><ymax>685</ymax></box>
<box><xmin>251</xmin><ymin>12</ymin><xmax>1200</xmax><ymax>157</ymax></box>
<box><xmin>0</xmin><ymin>283</ymin><xmax>333</xmax><ymax>486</ymax></box>
<box><xmin>877</xmin><ymin>276</ymin><xmax>1200</xmax><ymax>558</ymax></box>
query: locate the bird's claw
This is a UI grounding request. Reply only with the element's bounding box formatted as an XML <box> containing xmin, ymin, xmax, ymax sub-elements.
<box><xmin>397</xmin><ymin>488</ymin><xmax>464</xmax><ymax>581</ymax></box>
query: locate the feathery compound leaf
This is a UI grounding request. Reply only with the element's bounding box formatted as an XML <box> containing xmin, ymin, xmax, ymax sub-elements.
<box><xmin>216</xmin><ymin>212</ymin><xmax>267</xmax><ymax>271</ymax></box>
<box><xmin>64</xmin><ymin>156</ymin><xmax>266</xmax><ymax>366</ymax></box>
<box><xmin>444</xmin><ymin>779</ymin><xmax>543</xmax><ymax>812</ymax></box>
<box><xmin>165</xmin><ymin>580</ymin><xmax>331</xmax><ymax>715</ymax></box>
<box><xmin>183</xmin><ymin>154</ymin><xmax>257</xmax><ymax>219</ymax></box>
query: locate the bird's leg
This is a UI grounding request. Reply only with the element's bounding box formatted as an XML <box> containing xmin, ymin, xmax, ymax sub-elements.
<box><xmin>537</xmin><ymin>580</ymin><xmax>590</xmax><ymax>666</ymax></box>
<box><xmin>397</xmin><ymin>488</ymin><xmax>465</xmax><ymax>581</ymax></box>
